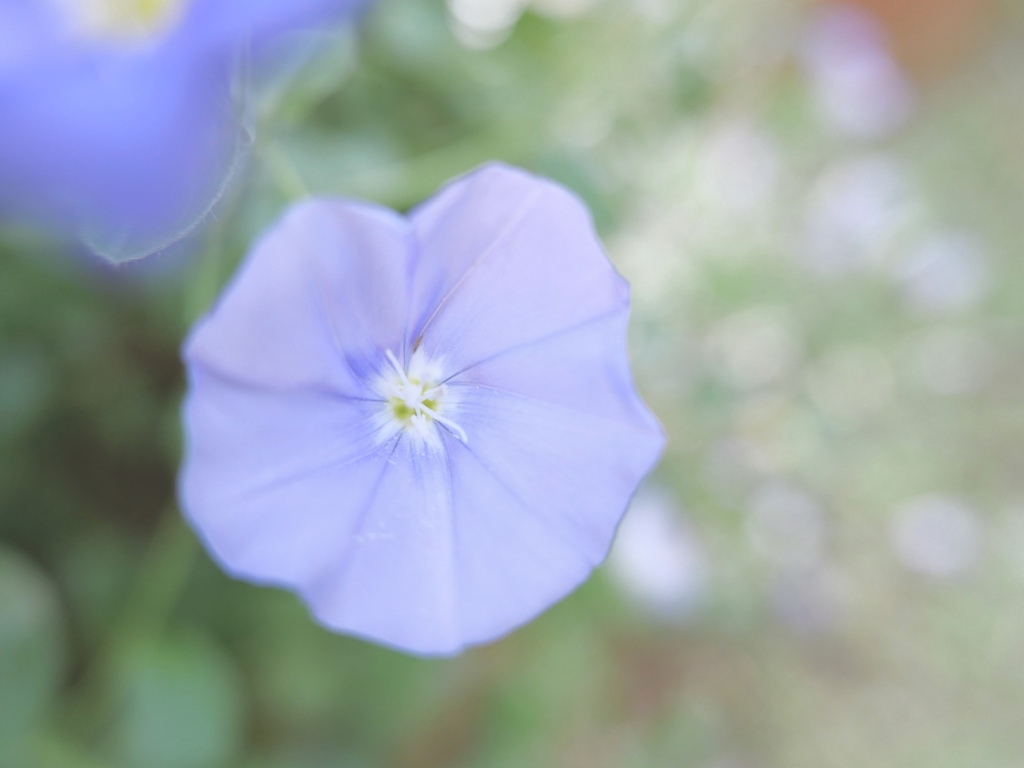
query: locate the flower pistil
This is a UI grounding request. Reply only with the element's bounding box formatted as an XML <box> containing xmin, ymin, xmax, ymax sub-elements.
<box><xmin>378</xmin><ymin>348</ymin><xmax>466</xmax><ymax>448</ymax></box>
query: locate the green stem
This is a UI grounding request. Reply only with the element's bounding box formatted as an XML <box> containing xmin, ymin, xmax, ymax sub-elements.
<box><xmin>333</xmin><ymin>125</ymin><xmax>535</xmax><ymax>209</ymax></box>
<box><xmin>30</xmin><ymin>731</ymin><xmax>121</xmax><ymax>768</ymax></box>
<box><xmin>108</xmin><ymin>510</ymin><xmax>199</xmax><ymax>642</ymax></box>
<box><xmin>65</xmin><ymin>510</ymin><xmax>198</xmax><ymax>722</ymax></box>
<box><xmin>260</xmin><ymin>140</ymin><xmax>310</xmax><ymax>201</ymax></box>
<box><xmin>182</xmin><ymin>200</ymin><xmax>233</xmax><ymax>326</ymax></box>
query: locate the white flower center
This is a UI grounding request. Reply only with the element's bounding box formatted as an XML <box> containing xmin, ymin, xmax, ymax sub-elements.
<box><xmin>55</xmin><ymin>0</ymin><xmax>184</xmax><ymax>44</ymax></box>
<box><xmin>377</xmin><ymin>348</ymin><xmax>466</xmax><ymax>449</ymax></box>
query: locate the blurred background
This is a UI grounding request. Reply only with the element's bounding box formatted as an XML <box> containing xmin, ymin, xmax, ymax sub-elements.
<box><xmin>2</xmin><ymin>0</ymin><xmax>1024</xmax><ymax>765</ymax></box>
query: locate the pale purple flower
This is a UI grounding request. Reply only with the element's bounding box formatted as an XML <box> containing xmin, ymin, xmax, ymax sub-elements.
<box><xmin>0</xmin><ymin>0</ymin><xmax>366</xmax><ymax>263</ymax></box>
<box><xmin>180</xmin><ymin>164</ymin><xmax>664</xmax><ymax>655</ymax></box>
<box><xmin>801</xmin><ymin>4</ymin><xmax>914</xmax><ymax>139</ymax></box>
<box><xmin>890</xmin><ymin>495</ymin><xmax>982</xmax><ymax>579</ymax></box>
<box><xmin>897</xmin><ymin>231</ymin><xmax>992</xmax><ymax>315</ymax></box>
<box><xmin>607</xmin><ymin>486</ymin><xmax>707</xmax><ymax>620</ymax></box>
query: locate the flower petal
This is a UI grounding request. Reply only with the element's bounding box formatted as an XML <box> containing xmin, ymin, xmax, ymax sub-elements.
<box><xmin>408</xmin><ymin>163</ymin><xmax>625</xmax><ymax>373</ymax></box>
<box><xmin>302</xmin><ymin>440</ymin><xmax>462</xmax><ymax>655</ymax></box>
<box><xmin>178</xmin><ymin>0</ymin><xmax>369</xmax><ymax>53</ymax></box>
<box><xmin>185</xmin><ymin>364</ymin><xmax>464</xmax><ymax>655</ymax></box>
<box><xmin>180</xmin><ymin>166</ymin><xmax>665</xmax><ymax>656</ymax></box>
<box><xmin>180</xmin><ymin>366</ymin><xmax>388</xmax><ymax>589</ymax></box>
<box><xmin>0</xmin><ymin>46</ymin><xmax>246</xmax><ymax>262</ymax></box>
<box><xmin>0</xmin><ymin>0</ymin><xmax>60</xmax><ymax>72</ymax></box>
<box><xmin>0</xmin><ymin>0</ymin><xmax>368</xmax><ymax>263</ymax></box>
<box><xmin>438</xmin><ymin>385</ymin><xmax>663</xmax><ymax>647</ymax></box>
<box><xmin>184</xmin><ymin>199</ymin><xmax>411</xmax><ymax>394</ymax></box>
<box><xmin>446</xmin><ymin>307</ymin><xmax>649</xmax><ymax>422</ymax></box>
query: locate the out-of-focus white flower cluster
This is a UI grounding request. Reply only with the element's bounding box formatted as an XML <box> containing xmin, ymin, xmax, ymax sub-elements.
<box><xmin>533</xmin><ymin>0</ymin><xmax>1011</xmax><ymax>631</ymax></box>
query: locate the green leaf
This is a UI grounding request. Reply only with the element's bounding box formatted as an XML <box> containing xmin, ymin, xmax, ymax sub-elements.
<box><xmin>0</xmin><ymin>546</ymin><xmax>65</xmax><ymax>763</ymax></box>
<box><xmin>105</xmin><ymin>634</ymin><xmax>243</xmax><ymax>768</ymax></box>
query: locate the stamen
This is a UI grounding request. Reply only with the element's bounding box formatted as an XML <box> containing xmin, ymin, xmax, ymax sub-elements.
<box><xmin>419</xmin><ymin>404</ymin><xmax>468</xmax><ymax>443</ymax></box>
<box><xmin>379</xmin><ymin>349</ymin><xmax>467</xmax><ymax>447</ymax></box>
<box><xmin>385</xmin><ymin>349</ymin><xmax>410</xmax><ymax>384</ymax></box>
<box><xmin>65</xmin><ymin>0</ymin><xmax>184</xmax><ymax>43</ymax></box>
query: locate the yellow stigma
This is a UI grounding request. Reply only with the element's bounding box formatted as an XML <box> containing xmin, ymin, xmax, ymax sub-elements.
<box><xmin>378</xmin><ymin>349</ymin><xmax>467</xmax><ymax>449</ymax></box>
<box><xmin>59</xmin><ymin>0</ymin><xmax>184</xmax><ymax>44</ymax></box>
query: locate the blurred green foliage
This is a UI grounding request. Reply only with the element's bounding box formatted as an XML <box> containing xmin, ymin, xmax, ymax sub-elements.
<box><xmin>3</xmin><ymin>0</ymin><xmax>1024</xmax><ymax>766</ymax></box>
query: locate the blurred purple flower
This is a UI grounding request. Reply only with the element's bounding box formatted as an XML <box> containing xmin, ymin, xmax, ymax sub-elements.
<box><xmin>0</xmin><ymin>0</ymin><xmax>366</xmax><ymax>263</ymax></box>
<box><xmin>801</xmin><ymin>4</ymin><xmax>914</xmax><ymax>139</ymax></box>
<box><xmin>180</xmin><ymin>164</ymin><xmax>664</xmax><ymax>655</ymax></box>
